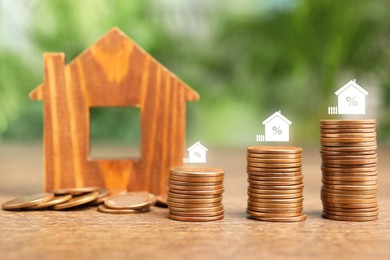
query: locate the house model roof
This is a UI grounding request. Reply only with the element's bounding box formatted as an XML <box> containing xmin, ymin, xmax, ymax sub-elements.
<box><xmin>262</xmin><ymin>111</ymin><xmax>292</xmax><ymax>125</ymax></box>
<box><xmin>187</xmin><ymin>141</ymin><xmax>208</xmax><ymax>151</ymax></box>
<box><xmin>335</xmin><ymin>79</ymin><xmax>368</xmax><ymax>96</ymax></box>
<box><xmin>29</xmin><ymin>27</ymin><xmax>199</xmax><ymax>102</ymax></box>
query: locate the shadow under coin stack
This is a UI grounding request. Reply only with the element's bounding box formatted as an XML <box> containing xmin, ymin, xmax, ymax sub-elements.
<box><xmin>320</xmin><ymin>119</ymin><xmax>379</xmax><ymax>221</ymax></box>
<box><xmin>246</xmin><ymin>146</ymin><xmax>306</xmax><ymax>222</ymax></box>
<box><xmin>168</xmin><ymin>166</ymin><xmax>224</xmax><ymax>222</ymax></box>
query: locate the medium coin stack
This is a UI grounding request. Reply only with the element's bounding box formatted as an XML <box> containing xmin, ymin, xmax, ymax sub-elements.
<box><xmin>168</xmin><ymin>166</ymin><xmax>224</xmax><ymax>222</ymax></box>
<box><xmin>246</xmin><ymin>146</ymin><xmax>306</xmax><ymax>222</ymax></box>
<box><xmin>320</xmin><ymin>119</ymin><xmax>379</xmax><ymax>221</ymax></box>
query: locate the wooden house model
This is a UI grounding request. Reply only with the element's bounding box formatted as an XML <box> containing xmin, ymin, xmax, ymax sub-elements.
<box><xmin>29</xmin><ymin>28</ymin><xmax>199</xmax><ymax>194</ymax></box>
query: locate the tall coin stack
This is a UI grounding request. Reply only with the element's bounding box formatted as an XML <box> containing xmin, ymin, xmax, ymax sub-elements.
<box><xmin>320</xmin><ymin>119</ymin><xmax>379</xmax><ymax>221</ymax></box>
<box><xmin>168</xmin><ymin>166</ymin><xmax>224</xmax><ymax>222</ymax></box>
<box><xmin>246</xmin><ymin>146</ymin><xmax>307</xmax><ymax>222</ymax></box>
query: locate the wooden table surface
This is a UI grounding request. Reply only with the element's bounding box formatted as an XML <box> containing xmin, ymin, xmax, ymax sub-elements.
<box><xmin>1</xmin><ymin>144</ymin><xmax>390</xmax><ymax>259</ymax></box>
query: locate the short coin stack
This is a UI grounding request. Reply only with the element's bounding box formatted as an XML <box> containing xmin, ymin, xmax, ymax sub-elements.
<box><xmin>246</xmin><ymin>146</ymin><xmax>306</xmax><ymax>222</ymax></box>
<box><xmin>320</xmin><ymin>119</ymin><xmax>379</xmax><ymax>221</ymax></box>
<box><xmin>168</xmin><ymin>166</ymin><xmax>224</xmax><ymax>222</ymax></box>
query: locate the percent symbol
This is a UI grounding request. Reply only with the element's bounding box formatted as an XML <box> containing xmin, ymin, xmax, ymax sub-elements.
<box><xmin>346</xmin><ymin>96</ymin><xmax>358</xmax><ymax>106</ymax></box>
<box><xmin>194</xmin><ymin>152</ymin><xmax>201</xmax><ymax>157</ymax></box>
<box><xmin>272</xmin><ymin>126</ymin><xmax>282</xmax><ymax>135</ymax></box>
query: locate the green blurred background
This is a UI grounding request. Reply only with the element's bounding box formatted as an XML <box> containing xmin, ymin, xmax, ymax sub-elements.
<box><xmin>1</xmin><ymin>0</ymin><xmax>390</xmax><ymax>148</ymax></box>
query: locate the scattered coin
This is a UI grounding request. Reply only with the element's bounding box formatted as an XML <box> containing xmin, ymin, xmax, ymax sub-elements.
<box><xmin>52</xmin><ymin>191</ymin><xmax>99</xmax><ymax>210</ymax></box>
<box><xmin>28</xmin><ymin>194</ymin><xmax>73</xmax><ymax>209</ymax></box>
<box><xmin>104</xmin><ymin>192</ymin><xmax>156</xmax><ymax>210</ymax></box>
<box><xmin>97</xmin><ymin>204</ymin><xmax>150</xmax><ymax>214</ymax></box>
<box><xmin>52</xmin><ymin>186</ymin><xmax>99</xmax><ymax>195</ymax></box>
<box><xmin>89</xmin><ymin>188</ymin><xmax>111</xmax><ymax>205</ymax></box>
<box><xmin>2</xmin><ymin>193</ymin><xmax>54</xmax><ymax>210</ymax></box>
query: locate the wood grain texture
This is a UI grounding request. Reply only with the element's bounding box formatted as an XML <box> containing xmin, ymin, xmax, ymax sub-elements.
<box><xmin>29</xmin><ymin>28</ymin><xmax>199</xmax><ymax>194</ymax></box>
<box><xmin>1</xmin><ymin>144</ymin><xmax>390</xmax><ymax>259</ymax></box>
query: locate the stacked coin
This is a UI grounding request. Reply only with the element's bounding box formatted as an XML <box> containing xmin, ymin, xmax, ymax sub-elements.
<box><xmin>98</xmin><ymin>192</ymin><xmax>156</xmax><ymax>214</ymax></box>
<box><xmin>320</xmin><ymin>119</ymin><xmax>379</xmax><ymax>221</ymax></box>
<box><xmin>168</xmin><ymin>166</ymin><xmax>224</xmax><ymax>222</ymax></box>
<box><xmin>246</xmin><ymin>146</ymin><xmax>306</xmax><ymax>222</ymax></box>
<box><xmin>2</xmin><ymin>187</ymin><xmax>109</xmax><ymax>210</ymax></box>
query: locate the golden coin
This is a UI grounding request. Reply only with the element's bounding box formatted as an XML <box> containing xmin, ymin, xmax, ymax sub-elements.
<box><xmin>321</xmin><ymin>197</ymin><xmax>377</xmax><ymax>204</ymax></box>
<box><xmin>247</xmin><ymin>167</ymin><xmax>301</xmax><ymax>173</ymax></box>
<box><xmin>321</xmin><ymin>192</ymin><xmax>376</xmax><ymax>199</ymax></box>
<box><xmin>321</xmin><ymin>187</ymin><xmax>377</xmax><ymax>195</ymax></box>
<box><xmin>97</xmin><ymin>204</ymin><xmax>150</xmax><ymax>214</ymax></box>
<box><xmin>167</xmin><ymin>201</ymin><xmax>222</xmax><ymax>208</ymax></box>
<box><xmin>167</xmin><ymin>196</ymin><xmax>222</xmax><ymax>204</ymax></box>
<box><xmin>247</xmin><ymin>162</ymin><xmax>302</xmax><ymax>168</ymax></box>
<box><xmin>323</xmin><ymin>209</ymin><xmax>378</xmax><ymax>217</ymax></box>
<box><xmin>28</xmin><ymin>194</ymin><xmax>72</xmax><ymax>209</ymax></box>
<box><xmin>168</xmin><ymin>175</ymin><xmax>224</xmax><ymax>183</ymax></box>
<box><xmin>248</xmin><ymin>184</ymin><xmax>304</xmax><ymax>190</ymax></box>
<box><xmin>89</xmin><ymin>188</ymin><xmax>111</xmax><ymax>205</ymax></box>
<box><xmin>246</xmin><ymin>209</ymin><xmax>302</xmax><ymax>218</ymax></box>
<box><xmin>322</xmin><ymin>179</ymin><xmax>377</xmax><ymax>186</ymax></box>
<box><xmin>248</xmin><ymin>197</ymin><xmax>304</xmax><ymax>204</ymax></box>
<box><xmin>320</xmin><ymin>133</ymin><xmax>377</xmax><ymax>138</ymax></box>
<box><xmin>321</xmin><ymin>141</ymin><xmax>377</xmax><ymax>147</ymax></box>
<box><xmin>320</xmin><ymin>119</ymin><xmax>376</xmax><ymax>124</ymax></box>
<box><xmin>322</xmin><ymin>212</ymin><xmax>378</xmax><ymax>221</ymax></box>
<box><xmin>322</xmin><ymin>175</ymin><xmax>377</xmax><ymax>181</ymax></box>
<box><xmin>248</xmin><ymin>187</ymin><xmax>303</xmax><ymax>194</ymax></box>
<box><xmin>321</xmin><ymin>166</ymin><xmax>377</xmax><ymax>173</ymax></box>
<box><xmin>322</xmin><ymin>156</ymin><xmax>378</xmax><ymax>162</ymax></box>
<box><xmin>322</xmin><ymin>184</ymin><xmax>378</xmax><ymax>191</ymax></box>
<box><xmin>322</xmin><ymin>158</ymin><xmax>377</xmax><ymax>165</ymax></box>
<box><xmin>247</xmin><ymin>171</ymin><xmax>302</xmax><ymax>178</ymax></box>
<box><xmin>169</xmin><ymin>179</ymin><xmax>223</xmax><ymax>186</ymax></box>
<box><xmin>248</xmin><ymin>153</ymin><xmax>301</xmax><ymax>159</ymax></box>
<box><xmin>320</xmin><ymin>128</ymin><xmax>375</xmax><ymax>134</ymax></box>
<box><xmin>168</xmin><ymin>188</ymin><xmax>224</xmax><ymax>195</ymax></box>
<box><xmin>248</xmin><ymin>180</ymin><xmax>303</xmax><ymax>186</ymax></box>
<box><xmin>247</xmin><ymin>157</ymin><xmax>302</xmax><ymax>163</ymax></box>
<box><xmin>247</xmin><ymin>146</ymin><xmax>302</xmax><ymax>154</ymax></box>
<box><xmin>248</xmin><ymin>192</ymin><xmax>302</xmax><ymax>199</ymax></box>
<box><xmin>248</xmin><ymin>200</ymin><xmax>302</xmax><ymax>208</ymax></box>
<box><xmin>155</xmin><ymin>194</ymin><xmax>168</xmax><ymax>207</ymax></box>
<box><xmin>2</xmin><ymin>192</ymin><xmax>54</xmax><ymax>210</ymax></box>
<box><xmin>320</xmin><ymin>137</ymin><xmax>376</xmax><ymax>143</ymax></box>
<box><xmin>323</xmin><ymin>206</ymin><xmax>378</xmax><ymax>212</ymax></box>
<box><xmin>320</xmin><ymin>149</ymin><xmax>376</xmax><ymax>156</ymax></box>
<box><xmin>168</xmin><ymin>191</ymin><xmax>220</xmax><ymax>199</ymax></box>
<box><xmin>169</xmin><ymin>213</ymin><xmax>224</xmax><ymax>222</ymax></box>
<box><xmin>169</xmin><ymin>205</ymin><xmax>223</xmax><ymax>212</ymax></box>
<box><xmin>52</xmin><ymin>191</ymin><xmax>99</xmax><ymax>210</ymax></box>
<box><xmin>104</xmin><ymin>192</ymin><xmax>156</xmax><ymax>209</ymax></box>
<box><xmin>321</xmin><ymin>202</ymin><xmax>378</xmax><ymax>209</ymax></box>
<box><xmin>52</xmin><ymin>186</ymin><xmax>99</xmax><ymax>195</ymax></box>
<box><xmin>248</xmin><ymin>175</ymin><xmax>303</xmax><ymax>181</ymax></box>
<box><xmin>321</xmin><ymin>146</ymin><xmax>377</xmax><ymax>152</ymax></box>
<box><xmin>247</xmin><ymin>205</ymin><xmax>303</xmax><ymax>213</ymax></box>
<box><xmin>169</xmin><ymin>184</ymin><xmax>224</xmax><ymax>191</ymax></box>
<box><xmin>170</xmin><ymin>166</ymin><xmax>224</xmax><ymax>177</ymax></box>
<box><xmin>169</xmin><ymin>209</ymin><xmax>224</xmax><ymax>217</ymax></box>
<box><xmin>250</xmin><ymin>214</ymin><xmax>307</xmax><ymax>222</ymax></box>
